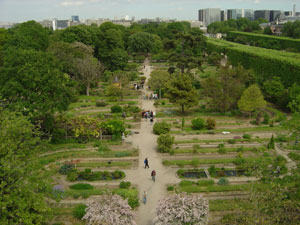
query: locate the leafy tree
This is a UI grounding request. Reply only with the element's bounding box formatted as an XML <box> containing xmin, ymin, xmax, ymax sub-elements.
<box><xmin>5</xmin><ymin>20</ymin><xmax>50</xmax><ymax>51</ymax></box>
<box><xmin>288</xmin><ymin>84</ymin><xmax>300</xmax><ymax>112</ymax></box>
<box><xmin>96</xmin><ymin>27</ymin><xmax>127</xmax><ymax>70</ymax></box>
<box><xmin>169</xmin><ymin>31</ymin><xmax>206</xmax><ymax>73</ymax></box>
<box><xmin>202</xmin><ymin>65</ymin><xmax>253</xmax><ymax>113</ymax></box>
<box><xmin>263</xmin><ymin>77</ymin><xmax>288</xmax><ymax>108</ymax></box>
<box><xmin>148</xmin><ymin>70</ymin><xmax>172</xmax><ymax>97</ymax></box>
<box><xmin>282</xmin><ymin>21</ymin><xmax>300</xmax><ymax>38</ymax></box>
<box><xmin>74</xmin><ymin>55</ymin><xmax>102</xmax><ymax>96</ymax></box>
<box><xmin>56</xmin><ymin>24</ymin><xmax>98</xmax><ymax>46</ymax></box>
<box><xmin>0</xmin><ymin>48</ymin><xmax>75</xmax><ymax>124</ymax></box>
<box><xmin>238</xmin><ymin>84</ymin><xmax>266</xmax><ymax>114</ymax></box>
<box><xmin>0</xmin><ymin>110</ymin><xmax>50</xmax><ymax>224</ymax></box>
<box><xmin>166</xmin><ymin>74</ymin><xmax>198</xmax><ymax>113</ymax></box>
<box><xmin>157</xmin><ymin>134</ymin><xmax>174</xmax><ymax>153</ymax></box>
<box><xmin>128</xmin><ymin>32</ymin><xmax>162</xmax><ymax>54</ymax></box>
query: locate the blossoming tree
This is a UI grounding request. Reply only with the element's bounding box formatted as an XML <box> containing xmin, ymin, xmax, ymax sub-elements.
<box><xmin>82</xmin><ymin>195</ymin><xmax>136</xmax><ymax>225</ymax></box>
<box><xmin>154</xmin><ymin>193</ymin><xmax>209</xmax><ymax>225</ymax></box>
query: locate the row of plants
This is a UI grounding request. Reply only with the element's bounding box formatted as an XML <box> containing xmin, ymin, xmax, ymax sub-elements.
<box><xmin>227</xmin><ymin>31</ymin><xmax>300</xmax><ymax>52</ymax></box>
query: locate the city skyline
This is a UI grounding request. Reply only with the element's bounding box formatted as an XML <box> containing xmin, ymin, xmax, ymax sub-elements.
<box><xmin>0</xmin><ymin>0</ymin><xmax>298</xmax><ymax>23</ymax></box>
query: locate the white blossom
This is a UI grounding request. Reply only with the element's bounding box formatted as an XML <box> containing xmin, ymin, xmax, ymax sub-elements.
<box><xmin>154</xmin><ymin>193</ymin><xmax>209</xmax><ymax>225</ymax></box>
<box><xmin>82</xmin><ymin>195</ymin><xmax>136</xmax><ymax>225</ymax></box>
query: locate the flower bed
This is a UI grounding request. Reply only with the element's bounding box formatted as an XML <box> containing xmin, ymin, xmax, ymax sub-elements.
<box><xmin>67</xmin><ymin>168</ymin><xmax>125</xmax><ymax>181</ymax></box>
<box><xmin>177</xmin><ymin>169</ymin><xmax>208</xmax><ymax>179</ymax></box>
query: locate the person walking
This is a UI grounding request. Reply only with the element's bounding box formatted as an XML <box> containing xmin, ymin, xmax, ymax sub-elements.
<box><xmin>144</xmin><ymin>158</ymin><xmax>149</xmax><ymax>169</ymax></box>
<box><xmin>143</xmin><ymin>191</ymin><xmax>147</xmax><ymax>204</ymax></box>
<box><xmin>151</xmin><ymin>170</ymin><xmax>156</xmax><ymax>182</ymax></box>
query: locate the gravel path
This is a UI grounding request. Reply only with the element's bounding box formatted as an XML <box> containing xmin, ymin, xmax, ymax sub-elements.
<box><xmin>125</xmin><ymin>60</ymin><xmax>180</xmax><ymax>225</ymax></box>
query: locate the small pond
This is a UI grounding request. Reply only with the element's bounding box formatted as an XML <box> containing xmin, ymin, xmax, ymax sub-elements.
<box><xmin>216</xmin><ymin>169</ymin><xmax>246</xmax><ymax>177</ymax></box>
<box><xmin>181</xmin><ymin>171</ymin><xmax>208</xmax><ymax>179</ymax></box>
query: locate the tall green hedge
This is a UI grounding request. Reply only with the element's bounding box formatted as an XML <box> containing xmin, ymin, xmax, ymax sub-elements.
<box><xmin>227</xmin><ymin>31</ymin><xmax>300</xmax><ymax>52</ymax></box>
<box><xmin>207</xmin><ymin>38</ymin><xmax>300</xmax><ymax>87</ymax></box>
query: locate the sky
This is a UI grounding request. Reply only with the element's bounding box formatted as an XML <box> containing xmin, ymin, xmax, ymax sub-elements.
<box><xmin>0</xmin><ymin>0</ymin><xmax>299</xmax><ymax>23</ymax></box>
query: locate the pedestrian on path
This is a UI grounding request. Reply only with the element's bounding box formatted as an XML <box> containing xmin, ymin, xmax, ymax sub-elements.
<box><xmin>144</xmin><ymin>158</ymin><xmax>149</xmax><ymax>169</ymax></box>
<box><xmin>143</xmin><ymin>191</ymin><xmax>147</xmax><ymax>204</ymax></box>
<box><xmin>151</xmin><ymin>170</ymin><xmax>156</xmax><ymax>182</ymax></box>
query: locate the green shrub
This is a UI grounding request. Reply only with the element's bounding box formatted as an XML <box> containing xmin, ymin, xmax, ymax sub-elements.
<box><xmin>67</xmin><ymin>171</ymin><xmax>78</xmax><ymax>182</ymax></box>
<box><xmin>243</xmin><ymin>134</ymin><xmax>251</xmax><ymax>140</ymax></box>
<box><xmin>72</xmin><ymin>204</ymin><xmax>87</xmax><ymax>219</ymax></box>
<box><xmin>206</xmin><ymin>118</ymin><xmax>216</xmax><ymax>130</ymax></box>
<box><xmin>59</xmin><ymin>163</ymin><xmax>75</xmax><ymax>175</ymax></box>
<box><xmin>267</xmin><ymin>135</ymin><xmax>275</xmax><ymax>149</ymax></box>
<box><xmin>111</xmin><ymin>105</ymin><xmax>123</xmax><ymax>113</ymax></box>
<box><xmin>191</xmin><ymin>118</ymin><xmax>206</xmax><ymax>130</ymax></box>
<box><xmin>167</xmin><ymin>186</ymin><xmax>174</xmax><ymax>191</ymax></box>
<box><xmin>157</xmin><ymin>134</ymin><xmax>174</xmax><ymax>153</ymax></box>
<box><xmin>218</xmin><ymin>177</ymin><xmax>229</xmax><ymax>185</ymax></box>
<box><xmin>153</xmin><ymin>121</ymin><xmax>171</xmax><ymax>135</ymax></box>
<box><xmin>208</xmin><ymin>165</ymin><xmax>217</xmax><ymax>177</ymax></box>
<box><xmin>198</xmin><ymin>179</ymin><xmax>215</xmax><ymax>186</ymax></box>
<box><xmin>128</xmin><ymin>196</ymin><xmax>139</xmax><ymax>209</ymax></box>
<box><xmin>96</xmin><ymin>101</ymin><xmax>108</xmax><ymax>107</ymax></box>
<box><xmin>119</xmin><ymin>181</ymin><xmax>131</xmax><ymax>189</ymax></box>
<box><xmin>97</xmin><ymin>142</ymin><xmax>111</xmax><ymax>152</ymax></box>
<box><xmin>228</xmin><ymin>139</ymin><xmax>236</xmax><ymax>144</ymax></box>
<box><xmin>69</xmin><ymin>183</ymin><xmax>93</xmax><ymax>190</ymax></box>
<box><xmin>179</xmin><ymin>180</ymin><xmax>195</xmax><ymax>187</ymax></box>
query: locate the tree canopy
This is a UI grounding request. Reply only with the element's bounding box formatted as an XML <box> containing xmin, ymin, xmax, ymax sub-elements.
<box><xmin>166</xmin><ymin>73</ymin><xmax>198</xmax><ymax>113</ymax></box>
<box><xmin>238</xmin><ymin>84</ymin><xmax>266</xmax><ymax>113</ymax></box>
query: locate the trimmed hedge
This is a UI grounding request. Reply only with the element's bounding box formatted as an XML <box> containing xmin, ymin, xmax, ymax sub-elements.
<box><xmin>206</xmin><ymin>38</ymin><xmax>300</xmax><ymax>87</ymax></box>
<box><xmin>227</xmin><ymin>31</ymin><xmax>300</xmax><ymax>52</ymax></box>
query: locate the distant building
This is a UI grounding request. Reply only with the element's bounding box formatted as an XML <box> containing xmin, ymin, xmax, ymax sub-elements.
<box><xmin>39</xmin><ymin>20</ymin><xmax>53</xmax><ymax>29</ymax></box>
<box><xmin>198</xmin><ymin>8</ymin><xmax>221</xmax><ymax>26</ymax></box>
<box><xmin>227</xmin><ymin>9</ymin><xmax>243</xmax><ymax>20</ymax></box>
<box><xmin>254</xmin><ymin>10</ymin><xmax>271</xmax><ymax>21</ymax></box>
<box><xmin>244</xmin><ymin>9</ymin><xmax>254</xmax><ymax>20</ymax></box>
<box><xmin>221</xmin><ymin>10</ymin><xmax>227</xmax><ymax>21</ymax></box>
<box><xmin>270</xmin><ymin>10</ymin><xmax>283</xmax><ymax>22</ymax></box>
<box><xmin>285</xmin><ymin>11</ymin><xmax>293</xmax><ymax>16</ymax></box>
<box><xmin>53</xmin><ymin>19</ymin><xmax>70</xmax><ymax>30</ymax></box>
<box><xmin>293</xmin><ymin>4</ymin><xmax>296</xmax><ymax>17</ymax></box>
<box><xmin>71</xmin><ymin>15</ymin><xmax>80</xmax><ymax>22</ymax></box>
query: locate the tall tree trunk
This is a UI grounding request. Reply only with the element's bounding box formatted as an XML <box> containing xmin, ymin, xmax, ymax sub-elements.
<box><xmin>86</xmin><ymin>82</ymin><xmax>90</xmax><ymax>96</ymax></box>
<box><xmin>181</xmin><ymin>104</ymin><xmax>185</xmax><ymax>114</ymax></box>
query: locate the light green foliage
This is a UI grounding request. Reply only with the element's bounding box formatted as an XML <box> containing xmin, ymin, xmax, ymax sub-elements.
<box><xmin>157</xmin><ymin>134</ymin><xmax>175</xmax><ymax>153</ymax></box>
<box><xmin>148</xmin><ymin>70</ymin><xmax>172</xmax><ymax>94</ymax></box>
<box><xmin>166</xmin><ymin>74</ymin><xmax>198</xmax><ymax>113</ymax></box>
<box><xmin>238</xmin><ymin>84</ymin><xmax>266</xmax><ymax>113</ymax></box>
<box><xmin>153</xmin><ymin>121</ymin><xmax>171</xmax><ymax>135</ymax></box>
<box><xmin>282</xmin><ymin>21</ymin><xmax>300</xmax><ymax>38</ymax></box>
<box><xmin>105</xmin><ymin>84</ymin><xmax>123</xmax><ymax>101</ymax></box>
<box><xmin>0</xmin><ymin>111</ymin><xmax>49</xmax><ymax>224</ymax></box>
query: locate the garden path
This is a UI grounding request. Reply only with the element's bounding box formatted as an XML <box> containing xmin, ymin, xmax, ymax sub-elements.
<box><xmin>125</xmin><ymin>59</ymin><xmax>180</xmax><ymax>225</ymax></box>
<box><xmin>275</xmin><ymin>144</ymin><xmax>297</xmax><ymax>175</ymax></box>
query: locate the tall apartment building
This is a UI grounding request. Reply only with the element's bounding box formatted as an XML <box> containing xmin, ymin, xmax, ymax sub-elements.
<box><xmin>270</xmin><ymin>10</ymin><xmax>283</xmax><ymax>22</ymax></box>
<box><xmin>244</xmin><ymin>9</ymin><xmax>254</xmax><ymax>20</ymax></box>
<box><xmin>227</xmin><ymin>9</ymin><xmax>243</xmax><ymax>20</ymax></box>
<box><xmin>254</xmin><ymin>10</ymin><xmax>271</xmax><ymax>21</ymax></box>
<box><xmin>221</xmin><ymin>10</ymin><xmax>227</xmax><ymax>21</ymax></box>
<box><xmin>198</xmin><ymin>8</ymin><xmax>221</xmax><ymax>26</ymax></box>
<box><xmin>71</xmin><ymin>15</ymin><xmax>80</xmax><ymax>22</ymax></box>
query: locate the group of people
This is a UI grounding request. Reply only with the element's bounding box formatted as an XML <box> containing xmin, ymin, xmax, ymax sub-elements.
<box><xmin>141</xmin><ymin>110</ymin><xmax>155</xmax><ymax>122</ymax></box>
<box><xmin>142</xmin><ymin>158</ymin><xmax>156</xmax><ymax>204</ymax></box>
<box><xmin>134</xmin><ymin>83</ymin><xmax>143</xmax><ymax>90</ymax></box>
<box><xmin>144</xmin><ymin>93</ymin><xmax>158</xmax><ymax>100</ymax></box>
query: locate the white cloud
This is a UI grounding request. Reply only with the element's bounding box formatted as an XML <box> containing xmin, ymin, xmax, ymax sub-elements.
<box><xmin>254</xmin><ymin>0</ymin><xmax>261</xmax><ymax>4</ymax></box>
<box><xmin>60</xmin><ymin>0</ymin><xmax>84</xmax><ymax>6</ymax></box>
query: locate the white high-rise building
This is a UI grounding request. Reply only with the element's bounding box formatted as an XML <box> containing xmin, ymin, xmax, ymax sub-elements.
<box><xmin>198</xmin><ymin>8</ymin><xmax>221</xmax><ymax>26</ymax></box>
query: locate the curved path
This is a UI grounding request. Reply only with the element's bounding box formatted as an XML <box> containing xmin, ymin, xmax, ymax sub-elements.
<box><xmin>126</xmin><ymin>59</ymin><xmax>180</xmax><ymax>225</ymax></box>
